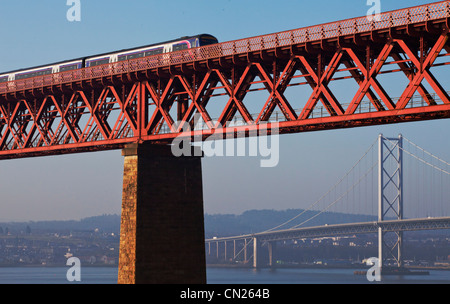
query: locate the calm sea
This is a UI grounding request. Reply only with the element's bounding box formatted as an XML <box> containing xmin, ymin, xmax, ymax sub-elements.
<box><xmin>0</xmin><ymin>267</ymin><xmax>449</xmax><ymax>284</ymax></box>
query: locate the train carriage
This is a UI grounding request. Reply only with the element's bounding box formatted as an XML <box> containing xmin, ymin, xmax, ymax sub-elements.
<box><xmin>0</xmin><ymin>34</ymin><xmax>218</xmax><ymax>87</ymax></box>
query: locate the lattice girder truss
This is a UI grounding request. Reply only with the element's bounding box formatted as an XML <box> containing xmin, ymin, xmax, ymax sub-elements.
<box><xmin>0</xmin><ymin>10</ymin><xmax>449</xmax><ymax>159</ymax></box>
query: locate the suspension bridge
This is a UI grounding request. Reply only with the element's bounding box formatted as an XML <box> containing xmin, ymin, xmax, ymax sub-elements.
<box><xmin>205</xmin><ymin>134</ymin><xmax>450</xmax><ymax>270</ymax></box>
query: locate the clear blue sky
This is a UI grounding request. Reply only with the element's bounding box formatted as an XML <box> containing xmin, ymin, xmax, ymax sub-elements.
<box><xmin>0</xmin><ymin>0</ymin><xmax>448</xmax><ymax>221</ymax></box>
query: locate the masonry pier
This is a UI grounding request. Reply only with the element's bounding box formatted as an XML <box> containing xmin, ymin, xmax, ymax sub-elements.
<box><xmin>117</xmin><ymin>143</ymin><xmax>206</xmax><ymax>284</ymax></box>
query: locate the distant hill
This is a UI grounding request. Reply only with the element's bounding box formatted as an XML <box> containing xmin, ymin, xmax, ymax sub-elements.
<box><xmin>204</xmin><ymin>209</ymin><xmax>376</xmax><ymax>238</ymax></box>
<box><xmin>0</xmin><ymin>214</ymin><xmax>121</xmax><ymax>235</ymax></box>
<box><xmin>0</xmin><ymin>210</ymin><xmax>379</xmax><ymax>238</ymax></box>
<box><xmin>1</xmin><ymin>210</ymin><xmax>446</xmax><ymax>239</ymax></box>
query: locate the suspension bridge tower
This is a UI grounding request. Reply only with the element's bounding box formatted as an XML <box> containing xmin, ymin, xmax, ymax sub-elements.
<box><xmin>378</xmin><ymin>134</ymin><xmax>404</xmax><ymax>270</ymax></box>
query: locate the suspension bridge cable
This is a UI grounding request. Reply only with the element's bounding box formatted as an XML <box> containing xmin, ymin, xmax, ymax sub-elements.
<box><xmin>383</xmin><ymin>135</ymin><xmax>450</xmax><ymax>218</ymax></box>
<box><xmin>382</xmin><ymin>135</ymin><xmax>450</xmax><ymax>175</ymax></box>
<box><xmin>262</xmin><ymin>137</ymin><xmax>379</xmax><ymax>233</ymax></box>
<box><xmin>290</xmin><ymin>161</ymin><xmax>378</xmax><ymax>229</ymax></box>
<box><xmin>403</xmin><ymin>136</ymin><xmax>450</xmax><ymax>168</ymax></box>
<box><xmin>261</xmin><ymin>135</ymin><xmax>450</xmax><ymax>235</ymax></box>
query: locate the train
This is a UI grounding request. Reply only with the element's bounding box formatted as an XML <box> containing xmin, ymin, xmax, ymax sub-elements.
<box><xmin>0</xmin><ymin>34</ymin><xmax>218</xmax><ymax>83</ymax></box>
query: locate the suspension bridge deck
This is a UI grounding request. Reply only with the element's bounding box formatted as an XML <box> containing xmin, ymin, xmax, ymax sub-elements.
<box><xmin>205</xmin><ymin>217</ymin><xmax>450</xmax><ymax>244</ymax></box>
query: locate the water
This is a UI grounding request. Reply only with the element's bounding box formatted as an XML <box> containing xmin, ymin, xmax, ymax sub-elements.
<box><xmin>208</xmin><ymin>267</ymin><xmax>450</xmax><ymax>284</ymax></box>
<box><xmin>0</xmin><ymin>267</ymin><xmax>449</xmax><ymax>284</ymax></box>
<box><xmin>0</xmin><ymin>267</ymin><xmax>118</xmax><ymax>284</ymax></box>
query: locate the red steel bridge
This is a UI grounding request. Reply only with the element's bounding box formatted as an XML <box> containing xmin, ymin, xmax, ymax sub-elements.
<box><xmin>0</xmin><ymin>1</ymin><xmax>449</xmax><ymax>160</ymax></box>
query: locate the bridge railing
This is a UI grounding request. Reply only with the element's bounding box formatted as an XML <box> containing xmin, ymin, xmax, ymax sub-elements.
<box><xmin>0</xmin><ymin>1</ymin><xmax>449</xmax><ymax>94</ymax></box>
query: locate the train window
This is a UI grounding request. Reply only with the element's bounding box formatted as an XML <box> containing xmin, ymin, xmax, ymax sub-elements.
<box><xmin>144</xmin><ymin>48</ymin><xmax>164</xmax><ymax>57</ymax></box>
<box><xmin>60</xmin><ymin>64</ymin><xmax>80</xmax><ymax>72</ymax></box>
<box><xmin>16</xmin><ymin>69</ymin><xmax>52</xmax><ymax>80</ymax></box>
<box><xmin>16</xmin><ymin>73</ymin><xmax>28</xmax><ymax>80</ymax></box>
<box><xmin>118</xmin><ymin>52</ymin><xmax>145</xmax><ymax>61</ymax></box>
<box><xmin>89</xmin><ymin>59</ymin><xmax>110</xmax><ymax>67</ymax></box>
<box><xmin>200</xmin><ymin>37</ymin><xmax>218</xmax><ymax>46</ymax></box>
<box><xmin>173</xmin><ymin>43</ymin><xmax>189</xmax><ymax>52</ymax></box>
<box><xmin>128</xmin><ymin>53</ymin><xmax>144</xmax><ymax>60</ymax></box>
<box><xmin>40</xmin><ymin>70</ymin><xmax>52</xmax><ymax>76</ymax></box>
<box><xmin>0</xmin><ymin>76</ymin><xmax>8</xmax><ymax>83</ymax></box>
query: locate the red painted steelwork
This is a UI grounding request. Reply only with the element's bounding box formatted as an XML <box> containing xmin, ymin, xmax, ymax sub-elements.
<box><xmin>0</xmin><ymin>1</ymin><xmax>450</xmax><ymax>159</ymax></box>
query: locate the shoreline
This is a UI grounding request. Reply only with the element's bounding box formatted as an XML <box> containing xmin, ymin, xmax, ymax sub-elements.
<box><xmin>206</xmin><ymin>264</ymin><xmax>450</xmax><ymax>271</ymax></box>
<box><xmin>1</xmin><ymin>264</ymin><xmax>449</xmax><ymax>272</ymax></box>
<box><xmin>0</xmin><ymin>264</ymin><xmax>117</xmax><ymax>268</ymax></box>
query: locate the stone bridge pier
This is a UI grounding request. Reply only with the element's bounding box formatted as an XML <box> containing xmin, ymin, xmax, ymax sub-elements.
<box><xmin>117</xmin><ymin>143</ymin><xmax>206</xmax><ymax>284</ymax></box>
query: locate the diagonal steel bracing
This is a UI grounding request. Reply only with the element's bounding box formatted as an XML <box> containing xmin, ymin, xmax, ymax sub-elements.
<box><xmin>0</xmin><ymin>1</ymin><xmax>449</xmax><ymax>159</ymax></box>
